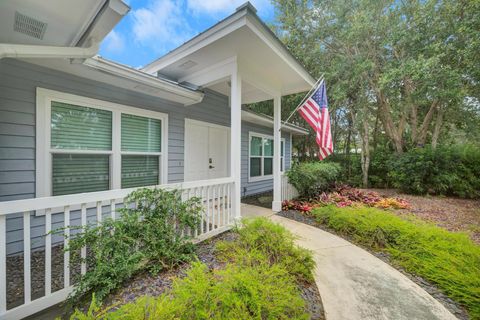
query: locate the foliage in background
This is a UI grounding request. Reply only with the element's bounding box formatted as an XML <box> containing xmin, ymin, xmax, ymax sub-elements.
<box><xmin>65</xmin><ymin>188</ymin><xmax>202</xmax><ymax>303</ymax></box>
<box><xmin>286</xmin><ymin>162</ymin><xmax>340</xmax><ymax>198</ymax></box>
<box><xmin>313</xmin><ymin>205</ymin><xmax>480</xmax><ymax>319</ymax></box>
<box><xmin>389</xmin><ymin>145</ymin><xmax>480</xmax><ymax>198</ymax></box>
<box><xmin>70</xmin><ymin>218</ymin><xmax>314</xmax><ymax>320</ymax></box>
<box><xmin>249</xmin><ymin>0</ymin><xmax>480</xmax><ymax>185</ymax></box>
<box><xmin>216</xmin><ymin>217</ymin><xmax>315</xmax><ymax>283</ymax></box>
<box><xmin>282</xmin><ymin>185</ymin><xmax>410</xmax><ymax>212</ymax></box>
<box><xmin>327</xmin><ymin>144</ymin><xmax>480</xmax><ymax>199</ymax></box>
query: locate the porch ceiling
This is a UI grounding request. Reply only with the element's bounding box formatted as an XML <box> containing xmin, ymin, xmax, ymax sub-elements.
<box><xmin>143</xmin><ymin>4</ymin><xmax>315</xmax><ymax>104</ymax></box>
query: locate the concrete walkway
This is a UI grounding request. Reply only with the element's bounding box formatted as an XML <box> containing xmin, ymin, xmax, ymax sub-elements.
<box><xmin>241</xmin><ymin>204</ymin><xmax>457</xmax><ymax>320</ymax></box>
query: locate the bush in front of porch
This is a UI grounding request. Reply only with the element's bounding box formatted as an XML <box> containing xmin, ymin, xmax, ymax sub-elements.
<box><xmin>64</xmin><ymin>188</ymin><xmax>203</xmax><ymax>303</ymax></box>
<box><xmin>69</xmin><ymin>217</ymin><xmax>316</xmax><ymax>319</ymax></box>
<box><xmin>286</xmin><ymin>162</ymin><xmax>341</xmax><ymax>198</ymax></box>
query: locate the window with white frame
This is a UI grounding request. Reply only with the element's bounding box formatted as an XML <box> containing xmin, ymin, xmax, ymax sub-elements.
<box><xmin>37</xmin><ymin>88</ymin><xmax>168</xmax><ymax>197</ymax></box>
<box><xmin>249</xmin><ymin>132</ymin><xmax>285</xmax><ymax>181</ymax></box>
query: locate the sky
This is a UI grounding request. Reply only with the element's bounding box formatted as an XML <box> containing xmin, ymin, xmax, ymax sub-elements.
<box><xmin>99</xmin><ymin>0</ymin><xmax>275</xmax><ymax>69</ymax></box>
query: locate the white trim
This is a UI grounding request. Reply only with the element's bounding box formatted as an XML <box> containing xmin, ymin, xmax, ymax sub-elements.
<box><xmin>248</xmin><ymin>131</ymin><xmax>285</xmax><ymax>183</ymax></box>
<box><xmin>83</xmin><ymin>57</ymin><xmax>203</xmax><ymax>105</ymax></box>
<box><xmin>36</xmin><ymin>88</ymin><xmax>169</xmax><ymax>202</ymax></box>
<box><xmin>241</xmin><ymin>110</ymin><xmax>308</xmax><ymax>135</ymax></box>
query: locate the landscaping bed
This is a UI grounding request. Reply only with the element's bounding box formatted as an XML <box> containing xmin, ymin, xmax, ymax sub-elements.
<box><xmin>278</xmin><ymin>207</ymin><xmax>479</xmax><ymax>320</ymax></box>
<box><xmin>362</xmin><ymin>188</ymin><xmax>480</xmax><ymax>244</ymax></box>
<box><xmin>69</xmin><ymin>218</ymin><xmax>325</xmax><ymax>319</ymax></box>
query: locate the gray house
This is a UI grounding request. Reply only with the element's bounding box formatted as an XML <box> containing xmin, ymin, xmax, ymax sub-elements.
<box><xmin>0</xmin><ymin>1</ymin><xmax>312</xmax><ymax>318</ymax></box>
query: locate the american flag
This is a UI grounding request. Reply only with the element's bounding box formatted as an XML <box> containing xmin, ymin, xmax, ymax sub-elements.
<box><xmin>298</xmin><ymin>81</ymin><xmax>333</xmax><ymax>160</ymax></box>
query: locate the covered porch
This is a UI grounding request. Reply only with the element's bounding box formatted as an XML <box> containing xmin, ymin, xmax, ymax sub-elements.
<box><xmin>143</xmin><ymin>2</ymin><xmax>314</xmax><ymax>213</ymax></box>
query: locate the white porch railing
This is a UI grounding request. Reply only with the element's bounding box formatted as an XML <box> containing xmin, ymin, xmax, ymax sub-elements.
<box><xmin>0</xmin><ymin>177</ymin><xmax>235</xmax><ymax>320</ymax></box>
<box><xmin>281</xmin><ymin>173</ymin><xmax>299</xmax><ymax>202</ymax></box>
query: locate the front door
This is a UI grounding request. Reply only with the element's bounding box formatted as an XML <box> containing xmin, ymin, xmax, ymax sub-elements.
<box><xmin>184</xmin><ymin>119</ymin><xmax>229</xmax><ymax>181</ymax></box>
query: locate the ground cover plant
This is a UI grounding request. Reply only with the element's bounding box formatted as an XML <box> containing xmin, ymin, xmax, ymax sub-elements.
<box><xmin>63</xmin><ymin>188</ymin><xmax>203</xmax><ymax>303</ymax></box>
<box><xmin>282</xmin><ymin>185</ymin><xmax>410</xmax><ymax>213</ymax></box>
<box><xmin>69</xmin><ymin>218</ymin><xmax>316</xmax><ymax>319</ymax></box>
<box><xmin>312</xmin><ymin>205</ymin><xmax>480</xmax><ymax>319</ymax></box>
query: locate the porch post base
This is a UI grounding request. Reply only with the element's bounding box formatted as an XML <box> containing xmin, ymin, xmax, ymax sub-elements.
<box><xmin>272</xmin><ymin>200</ymin><xmax>282</xmax><ymax>212</ymax></box>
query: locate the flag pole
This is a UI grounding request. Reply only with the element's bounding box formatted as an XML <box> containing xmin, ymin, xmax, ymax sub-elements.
<box><xmin>280</xmin><ymin>74</ymin><xmax>325</xmax><ymax>129</ymax></box>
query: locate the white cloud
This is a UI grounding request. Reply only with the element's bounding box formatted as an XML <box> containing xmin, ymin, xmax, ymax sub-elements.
<box><xmin>131</xmin><ymin>0</ymin><xmax>194</xmax><ymax>54</ymax></box>
<box><xmin>186</xmin><ymin>0</ymin><xmax>271</xmax><ymax>16</ymax></box>
<box><xmin>102</xmin><ymin>30</ymin><xmax>125</xmax><ymax>53</ymax></box>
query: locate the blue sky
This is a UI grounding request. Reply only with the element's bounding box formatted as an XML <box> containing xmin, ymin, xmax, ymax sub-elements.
<box><xmin>99</xmin><ymin>0</ymin><xmax>275</xmax><ymax>68</ymax></box>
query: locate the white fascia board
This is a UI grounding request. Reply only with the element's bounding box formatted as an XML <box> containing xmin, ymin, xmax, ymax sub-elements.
<box><xmin>142</xmin><ymin>11</ymin><xmax>248</xmax><ymax>74</ymax></box>
<box><xmin>245</xmin><ymin>15</ymin><xmax>316</xmax><ymax>87</ymax></box>
<box><xmin>0</xmin><ymin>43</ymin><xmax>98</xmax><ymax>59</ymax></box>
<box><xmin>242</xmin><ymin>110</ymin><xmax>309</xmax><ymax>135</ymax></box>
<box><xmin>83</xmin><ymin>57</ymin><xmax>204</xmax><ymax>105</ymax></box>
<box><xmin>178</xmin><ymin>56</ymin><xmax>237</xmax><ymax>87</ymax></box>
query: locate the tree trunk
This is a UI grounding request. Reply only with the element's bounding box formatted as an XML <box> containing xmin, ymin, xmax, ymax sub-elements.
<box><xmin>360</xmin><ymin>114</ymin><xmax>370</xmax><ymax>188</ymax></box>
<box><xmin>431</xmin><ymin>105</ymin><xmax>445</xmax><ymax>149</ymax></box>
<box><xmin>416</xmin><ymin>100</ymin><xmax>439</xmax><ymax>146</ymax></box>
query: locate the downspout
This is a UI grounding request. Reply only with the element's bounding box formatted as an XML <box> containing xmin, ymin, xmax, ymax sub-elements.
<box><xmin>0</xmin><ymin>43</ymin><xmax>99</xmax><ymax>60</ymax></box>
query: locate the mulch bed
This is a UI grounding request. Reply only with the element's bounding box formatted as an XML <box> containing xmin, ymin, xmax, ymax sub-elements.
<box><xmin>241</xmin><ymin>191</ymin><xmax>273</xmax><ymax>209</ymax></box>
<box><xmin>278</xmin><ymin>210</ymin><xmax>470</xmax><ymax>320</ymax></box>
<box><xmin>79</xmin><ymin>231</ymin><xmax>325</xmax><ymax>319</ymax></box>
<box><xmin>362</xmin><ymin>188</ymin><xmax>480</xmax><ymax>244</ymax></box>
<box><xmin>10</xmin><ymin>229</ymin><xmax>325</xmax><ymax>320</ymax></box>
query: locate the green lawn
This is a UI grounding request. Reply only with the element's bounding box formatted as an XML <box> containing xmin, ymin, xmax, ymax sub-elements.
<box><xmin>312</xmin><ymin>205</ymin><xmax>480</xmax><ymax>320</ymax></box>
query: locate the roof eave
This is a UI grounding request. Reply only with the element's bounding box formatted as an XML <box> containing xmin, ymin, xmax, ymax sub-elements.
<box><xmin>83</xmin><ymin>56</ymin><xmax>204</xmax><ymax>105</ymax></box>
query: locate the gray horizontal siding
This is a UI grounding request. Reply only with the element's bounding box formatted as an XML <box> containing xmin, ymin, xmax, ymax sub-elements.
<box><xmin>241</xmin><ymin>121</ymin><xmax>292</xmax><ymax>197</ymax></box>
<box><xmin>0</xmin><ymin>58</ymin><xmax>229</xmax><ymax>255</ymax></box>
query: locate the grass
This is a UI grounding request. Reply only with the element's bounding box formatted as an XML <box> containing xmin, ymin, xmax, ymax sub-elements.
<box><xmin>69</xmin><ymin>217</ymin><xmax>315</xmax><ymax>319</ymax></box>
<box><xmin>312</xmin><ymin>205</ymin><xmax>480</xmax><ymax>319</ymax></box>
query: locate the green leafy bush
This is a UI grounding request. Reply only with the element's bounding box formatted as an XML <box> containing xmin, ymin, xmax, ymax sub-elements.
<box><xmin>65</xmin><ymin>188</ymin><xmax>202</xmax><ymax>302</ymax></box>
<box><xmin>286</xmin><ymin>162</ymin><xmax>341</xmax><ymax>198</ymax></box>
<box><xmin>70</xmin><ymin>218</ymin><xmax>313</xmax><ymax>320</ymax></box>
<box><xmin>388</xmin><ymin>145</ymin><xmax>480</xmax><ymax>198</ymax></box>
<box><xmin>216</xmin><ymin>217</ymin><xmax>315</xmax><ymax>283</ymax></box>
<box><xmin>313</xmin><ymin>205</ymin><xmax>480</xmax><ymax>319</ymax></box>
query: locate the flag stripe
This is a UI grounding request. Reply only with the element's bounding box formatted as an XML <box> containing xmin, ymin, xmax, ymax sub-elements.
<box><xmin>297</xmin><ymin>82</ymin><xmax>333</xmax><ymax>160</ymax></box>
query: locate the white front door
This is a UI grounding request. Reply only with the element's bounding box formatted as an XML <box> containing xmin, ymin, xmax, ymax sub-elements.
<box><xmin>184</xmin><ymin>119</ymin><xmax>230</xmax><ymax>181</ymax></box>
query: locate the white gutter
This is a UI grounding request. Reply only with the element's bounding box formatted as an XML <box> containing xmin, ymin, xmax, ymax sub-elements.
<box><xmin>242</xmin><ymin>110</ymin><xmax>309</xmax><ymax>135</ymax></box>
<box><xmin>0</xmin><ymin>43</ymin><xmax>99</xmax><ymax>60</ymax></box>
<box><xmin>83</xmin><ymin>56</ymin><xmax>204</xmax><ymax>105</ymax></box>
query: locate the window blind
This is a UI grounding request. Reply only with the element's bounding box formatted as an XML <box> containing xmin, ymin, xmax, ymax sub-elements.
<box><xmin>51</xmin><ymin>101</ymin><xmax>112</xmax><ymax>150</ymax></box>
<box><xmin>121</xmin><ymin>155</ymin><xmax>159</xmax><ymax>188</ymax></box>
<box><xmin>52</xmin><ymin>154</ymin><xmax>109</xmax><ymax>196</ymax></box>
<box><xmin>121</xmin><ymin>114</ymin><xmax>161</xmax><ymax>152</ymax></box>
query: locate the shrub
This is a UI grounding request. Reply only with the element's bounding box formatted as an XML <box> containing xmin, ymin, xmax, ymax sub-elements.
<box><xmin>216</xmin><ymin>217</ymin><xmax>315</xmax><ymax>283</ymax></box>
<box><xmin>286</xmin><ymin>162</ymin><xmax>341</xmax><ymax>198</ymax></box>
<box><xmin>70</xmin><ymin>218</ymin><xmax>313</xmax><ymax>320</ymax></box>
<box><xmin>388</xmin><ymin>145</ymin><xmax>480</xmax><ymax>198</ymax></box>
<box><xmin>65</xmin><ymin>188</ymin><xmax>202</xmax><ymax>303</ymax></box>
<box><xmin>312</xmin><ymin>205</ymin><xmax>480</xmax><ymax>319</ymax></box>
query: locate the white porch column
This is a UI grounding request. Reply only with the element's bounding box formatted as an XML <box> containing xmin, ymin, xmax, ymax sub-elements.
<box><xmin>231</xmin><ymin>67</ymin><xmax>242</xmax><ymax>219</ymax></box>
<box><xmin>272</xmin><ymin>95</ymin><xmax>282</xmax><ymax>212</ymax></box>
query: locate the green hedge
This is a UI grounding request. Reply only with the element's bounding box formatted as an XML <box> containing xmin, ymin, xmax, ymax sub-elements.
<box><xmin>286</xmin><ymin>162</ymin><xmax>341</xmax><ymax>198</ymax></box>
<box><xmin>389</xmin><ymin>145</ymin><xmax>480</xmax><ymax>198</ymax></box>
<box><xmin>313</xmin><ymin>205</ymin><xmax>480</xmax><ymax>319</ymax></box>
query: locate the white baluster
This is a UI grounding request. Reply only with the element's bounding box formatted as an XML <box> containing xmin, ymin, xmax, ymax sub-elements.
<box><xmin>23</xmin><ymin>211</ymin><xmax>31</xmax><ymax>303</ymax></box>
<box><xmin>45</xmin><ymin>208</ymin><xmax>52</xmax><ymax>295</ymax></box>
<box><xmin>81</xmin><ymin>204</ymin><xmax>87</xmax><ymax>275</ymax></box>
<box><xmin>96</xmin><ymin>201</ymin><xmax>102</xmax><ymax>226</ymax></box>
<box><xmin>110</xmin><ymin>199</ymin><xmax>116</xmax><ymax>221</ymax></box>
<box><xmin>64</xmin><ymin>206</ymin><xmax>70</xmax><ymax>288</ymax></box>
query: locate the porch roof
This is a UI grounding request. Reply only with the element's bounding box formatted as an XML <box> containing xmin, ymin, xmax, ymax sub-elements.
<box><xmin>141</xmin><ymin>2</ymin><xmax>316</xmax><ymax>104</ymax></box>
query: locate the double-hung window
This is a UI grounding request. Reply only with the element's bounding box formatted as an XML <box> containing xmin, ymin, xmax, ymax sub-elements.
<box><xmin>37</xmin><ymin>88</ymin><xmax>168</xmax><ymax>197</ymax></box>
<box><xmin>249</xmin><ymin>132</ymin><xmax>285</xmax><ymax>181</ymax></box>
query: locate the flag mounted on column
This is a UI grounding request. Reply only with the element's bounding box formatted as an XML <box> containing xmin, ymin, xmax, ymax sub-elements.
<box><xmin>298</xmin><ymin>81</ymin><xmax>333</xmax><ymax>160</ymax></box>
